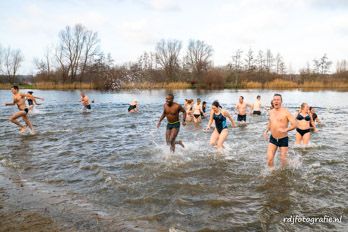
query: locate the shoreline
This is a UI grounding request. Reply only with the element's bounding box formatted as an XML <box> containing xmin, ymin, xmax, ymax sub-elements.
<box><xmin>1</xmin><ymin>81</ymin><xmax>348</xmax><ymax>90</ymax></box>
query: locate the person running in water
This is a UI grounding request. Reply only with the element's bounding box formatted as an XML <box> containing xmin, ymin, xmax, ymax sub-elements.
<box><xmin>251</xmin><ymin>95</ymin><xmax>262</xmax><ymax>115</ymax></box>
<box><xmin>192</xmin><ymin>98</ymin><xmax>204</xmax><ymax>126</ymax></box>
<box><xmin>295</xmin><ymin>103</ymin><xmax>317</xmax><ymax>145</ymax></box>
<box><xmin>263</xmin><ymin>94</ymin><xmax>297</xmax><ymax>169</ymax></box>
<box><xmin>27</xmin><ymin>91</ymin><xmax>44</xmax><ymax>112</ymax></box>
<box><xmin>128</xmin><ymin>99</ymin><xmax>138</xmax><ymax>113</ymax></box>
<box><xmin>4</xmin><ymin>86</ymin><xmax>36</xmax><ymax>134</ymax></box>
<box><xmin>80</xmin><ymin>92</ymin><xmax>91</xmax><ymax>110</ymax></box>
<box><xmin>235</xmin><ymin>96</ymin><xmax>251</xmax><ymax>124</ymax></box>
<box><xmin>206</xmin><ymin>101</ymin><xmax>236</xmax><ymax>150</ymax></box>
<box><xmin>157</xmin><ymin>94</ymin><xmax>186</xmax><ymax>152</ymax></box>
<box><xmin>309</xmin><ymin>106</ymin><xmax>321</xmax><ymax>128</ymax></box>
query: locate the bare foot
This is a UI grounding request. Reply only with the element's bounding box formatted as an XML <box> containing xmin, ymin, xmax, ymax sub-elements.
<box><xmin>30</xmin><ymin>129</ymin><xmax>36</xmax><ymax>135</ymax></box>
<box><xmin>20</xmin><ymin>126</ymin><xmax>27</xmax><ymax>133</ymax></box>
<box><xmin>177</xmin><ymin>140</ymin><xmax>185</xmax><ymax>148</ymax></box>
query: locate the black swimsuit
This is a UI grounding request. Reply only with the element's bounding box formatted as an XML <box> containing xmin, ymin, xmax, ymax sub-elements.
<box><xmin>296</xmin><ymin>113</ymin><xmax>311</xmax><ymax>136</ymax></box>
<box><xmin>213</xmin><ymin>112</ymin><xmax>228</xmax><ymax>134</ymax></box>
<box><xmin>128</xmin><ymin>104</ymin><xmax>136</xmax><ymax>112</ymax></box>
<box><xmin>27</xmin><ymin>99</ymin><xmax>33</xmax><ymax>106</ymax></box>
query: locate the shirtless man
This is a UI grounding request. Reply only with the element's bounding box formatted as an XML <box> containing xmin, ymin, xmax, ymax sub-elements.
<box><xmin>157</xmin><ymin>94</ymin><xmax>186</xmax><ymax>153</ymax></box>
<box><xmin>80</xmin><ymin>92</ymin><xmax>91</xmax><ymax>110</ymax></box>
<box><xmin>235</xmin><ymin>96</ymin><xmax>251</xmax><ymax>123</ymax></box>
<box><xmin>263</xmin><ymin>94</ymin><xmax>297</xmax><ymax>168</ymax></box>
<box><xmin>251</xmin><ymin>95</ymin><xmax>262</xmax><ymax>115</ymax></box>
<box><xmin>4</xmin><ymin>86</ymin><xmax>35</xmax><ymax>134</ymax></box>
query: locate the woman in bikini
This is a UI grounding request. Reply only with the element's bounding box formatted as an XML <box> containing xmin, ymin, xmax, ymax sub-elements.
<box><xmin>295</xmin><ymin>103</ymin><xmax>318</xmax><ymax>145</ymax></box>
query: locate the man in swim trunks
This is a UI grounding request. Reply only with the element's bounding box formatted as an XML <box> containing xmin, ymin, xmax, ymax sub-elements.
<box><xmin>4</xmin><ymin>85</ymin><xmax>35</xmax><ymax>134</ymax></box>
<box><xmin>80</xmin><ymin>92</ymin><xmax>91</xmax><ymax>110</ymax></box>
<box><xmin>252</xmin><ymin>95</ymin><xmax>262</xmax><ymax>115</ymax></box>
<box><xmin>263</xmin><ymin>94</ymin><xmax>297</xmax><ymax>168</ymax></box>
<box><xmin>235</xmin><ymin>96</ymin><xmax>251</xmax><ymax>123</ymax></box>
<box><xmin>157</xmin><ymin>94</ymin><xmax>186</xmax><ymax>153</ymax></box>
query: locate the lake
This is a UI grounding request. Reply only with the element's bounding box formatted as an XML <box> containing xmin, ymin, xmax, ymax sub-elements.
<box><xmin>0</xmin><ymin>89</ymin><xmax>347</xmax><ymax>231</ymax></box>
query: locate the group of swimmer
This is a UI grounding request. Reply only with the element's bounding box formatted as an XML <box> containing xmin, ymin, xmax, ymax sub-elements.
<box><xmin>4</xmin><ymin>85</ymin><xmax>321</xmax><ymax>169</ymax></box>
<box><xmin>156</xmin><ymin>93</ymin><xmax>320</xmax><ymax>169</ymax></box>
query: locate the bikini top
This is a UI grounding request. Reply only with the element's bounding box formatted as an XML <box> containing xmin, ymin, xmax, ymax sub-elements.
<box><xmin>296</xmin><ymin>113</ymin><xmax>310</xmax><ymax>121</ymax></box>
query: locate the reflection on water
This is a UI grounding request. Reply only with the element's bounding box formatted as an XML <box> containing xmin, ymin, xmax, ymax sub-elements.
<box><xmin>0</xmin><ymin>89</ymin><xmax>347</xmax><ymax>231</ymax></box>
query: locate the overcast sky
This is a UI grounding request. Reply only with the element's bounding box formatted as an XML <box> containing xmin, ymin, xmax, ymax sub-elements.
<box><xmin>1</xmin><ymin>0</ymin><xmax>347</xmax><ymax>74</ymax></box>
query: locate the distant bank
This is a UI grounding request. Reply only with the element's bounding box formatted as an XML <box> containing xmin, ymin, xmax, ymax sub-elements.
<box><xmin>1</xmin><ymin>79</ymin><xmax>348</xmax><ymax>90</ymax></box>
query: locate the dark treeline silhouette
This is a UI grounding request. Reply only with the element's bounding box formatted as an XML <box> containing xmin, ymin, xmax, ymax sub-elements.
<box><xmin>1</xmin><ymin>24</ymin><xmax>348</xmax><ymax>89</ymax></box>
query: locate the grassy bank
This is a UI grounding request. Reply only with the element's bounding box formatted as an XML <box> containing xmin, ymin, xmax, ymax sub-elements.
<box><xmin>1</xmin><ymin>79</ymin><xmax>348</xmax><ymax>90</ymax></box>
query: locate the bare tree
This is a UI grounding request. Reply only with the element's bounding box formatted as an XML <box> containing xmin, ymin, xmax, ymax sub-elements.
<box><xmin>80</xmin><ymin>30</ymin><xmax>100</xmax><ymax>80</ymax></box>
<box><xmin>313</xmin><ymin>54</ymin><xmax>332</xmax><ymax>74</ymax></box>
<box><xmin>275</xmin><ymin>53</ymin><xmax>285</xmax><ymax>74</ymax></box>
<box><xmin>34</xmin><ymin>46</ymin><xmax>53</xmax><ymax>74</ymax></box>
<box><xmin>56</xmin><ymin>24</ymin><xmax>100</xmax><ymax>82</ymax></box>
<box><xmin>244</xmin><ymin>48</ymin><xmax>255</xmax><ymax>72</ymax></box>
<box><xmin>231</xmin><ymin>49</ymin><xmax>243</xmax><ymax>72</ymax></box>
<box><xmin>185</xmin><ymin>40</ymin><xmax>213</xmax><ymax>80</ymax></box>
<box><xmin>155</xmin><ymin>39</ymin><xmax>182</xmax><ymax>80</ymax></box>
<box><xmin>3</xmin><ymin>47</ymin><xmax>24</xmax><ymax>83</ymax></box>
<box><xmin>265</xmin><ymin>49</ymin><xmax>274</xmax><ymax>73</ymax></box>
<box><xmin>256</xmin><ymin>50</ymin><xmax>265</xmax><ymax>72</ymax></box>
<box><xmin>336</xmin><ymin>59</ymin><xmax>348</xmax><ymax>73</ymax></box>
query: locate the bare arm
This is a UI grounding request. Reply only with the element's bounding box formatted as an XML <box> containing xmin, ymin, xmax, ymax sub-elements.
<box><xmin>179</xmin><ymin>105</ymin><xmax>186</xmax><ymax>125</ymax></box>
<box><xmin>263</xmin><ymin>117</ymin><xmax>271</xmax><ymax>139</ymax></box>
<box><xmin>286</xmin><ymin>110</ymin><xmax>297</xmax><ymax>132</ymax></box>
<box><xmin>157</xmin><ymin>105</ymin><xmax>166</xmax><ymax>128</ymax></box>
<box><xmin>206</xmin><ymin>110</ymin><xmax>214</xmax><ymax>129</ymax></box>
<box><xmin>223</xmin><ymin>110</ymin><xmax>236</xmax><ymax>127</ymax></box>
<box><xmin>5</xmin><ymin>97</ymin><xmax>16</xmax><ymax>106</ymax></box>
<box><xmin>310</xmin><ymin>114</ymin><xmax>318</xmax><ymax>132</ymax></box>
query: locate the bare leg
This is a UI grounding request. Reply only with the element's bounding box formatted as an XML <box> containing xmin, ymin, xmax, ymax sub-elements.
<box><xmin>295</xmin><ymin>132</ymin><xmax>302</xmax><ymax>144</ymax></box>
<box><xmin>216</xmin><ymin>129</ymin><xmax>228</xmax><ymax>149</ymax></box>
<box><xmin>302</xmin><ymin>132</ymin><xmax>311</xmax><ymax>145</ymax></box>
<box><xmin>165</xmin><ymin>129</ymin><xmax>171</xmax><ymax>145</ymax></box>
<box><xmin>267</xmin><ymin>143</ymin><xmax>278</xmax><ymax>168</ymax></box>
<box><xmin>9</xmin><ymin>111</ymin><xmax>26</xmax><ymax>131</ymax></box>
<box><xmin>169</xmin><ymin>128</ymin><xmax>180</xmax><ymax>153</ymax></box>
<box><xmin>210</xmin><ymin>129</ymin><xmax>219</xmax><ymax>146</ymax></box>
<box><xmin>279</xmin><ymin>147</ymin><xmax>288</xmax><ymax>167</ymax></box>
<box><xmin>22</xmin><ymin>114</ymin><xmax>34</xmax><ymax>132</ymax></box>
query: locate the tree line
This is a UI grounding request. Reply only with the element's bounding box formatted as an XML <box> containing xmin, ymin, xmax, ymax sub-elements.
<box><xmin>0</xmin><ymin>23</ymin><xmax>347</xmax><ymax>89</ymax></box>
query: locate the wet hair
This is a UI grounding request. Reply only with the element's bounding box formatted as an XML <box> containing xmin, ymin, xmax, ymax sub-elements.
<box><xmin>202</xmin><ymin>101</ymin><xmax>206</xmax><ymax>105</ymax></box>
<box><xmin>197</xmin><ymin>98</ymin><xmax>201</xmax><ymax>102</ymax></box>
<box><xmin>240</xmin><ymin>96</ymin><xmax>244</xmax><ymax>100</ymax></box>
<box><xmin>28</xmin><ymin>91</ymin><xmax>33</xmax><ymax>94</ymax></box>
<box><xmin>212</xmin><ymin>100</ymin><xmax>222</xmax><ymax>108</ymax></box>
<box><xmin>300</xmin><ymin>102</ymin><xmax>307</xmax><ymax>109</ymax></box>
<box><xmin>12</xmin><ymin>85</ymin><xmax>19</xmax><ymax>91</ymax></box>
<box><xmin>167</xmin><ymin>93</ymin><xmax>174</xmax><ymax>99</ymax></box>
<box><xmin>257</xmin><ymin>95</ymin><xmax>261</xmax><ymax>99</ymax></box>
<box><xmin>273</xmin><ymin>93</ymin><xmax>282</xmax><ymax>101</ymax></box>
